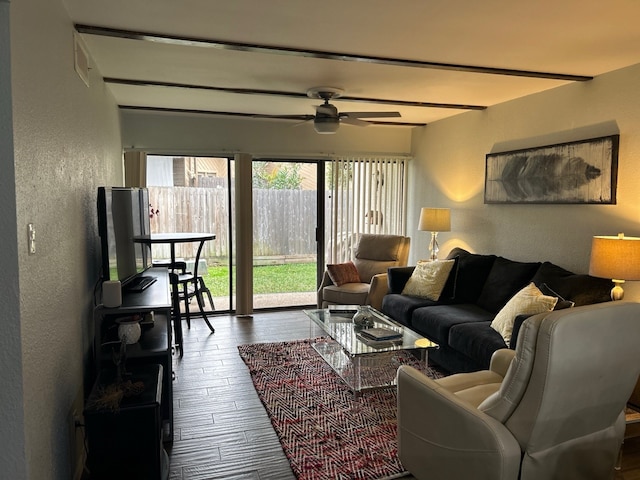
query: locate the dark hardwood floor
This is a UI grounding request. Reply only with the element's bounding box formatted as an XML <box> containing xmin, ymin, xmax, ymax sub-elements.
<box><xmin>167</xmin><ymin>309</ymin><xmax>640</xmax><ymax>480</ymax></box>
<box><xmin>168</xmin><ymin>309</ymin><xmax>324</xmax><ymax>479</ymax></box>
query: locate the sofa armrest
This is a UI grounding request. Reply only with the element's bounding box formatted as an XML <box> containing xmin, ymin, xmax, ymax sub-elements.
<box><xmin>387</xmin><ymin>266</ymin><xmax>415</xmax><ymax>294</ymax></box>
<box><xmin>367</xmin><ymin>273</ymin><xmax>388</xmax><ymax>310</ymax></box>
<box><xmin>397</xmin><ymin>365</ymin><xmax>521</xmax><ymax>480</ymax></box>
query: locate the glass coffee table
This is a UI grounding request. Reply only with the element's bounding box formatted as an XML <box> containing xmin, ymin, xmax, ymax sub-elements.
<box><xmin>303</xmin><ymin>305</ymin><xmax>437</xmax><ymax>395</ymax></box>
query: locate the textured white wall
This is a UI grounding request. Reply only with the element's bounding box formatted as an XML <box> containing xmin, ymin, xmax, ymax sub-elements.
<box><xmin>8</xmin><ymin>0</ymin><xmax>123</xmax><ymax>478</ymax></box>
<box><xmin>409</xmin><ymin>62</ymin><xmax>640</xmax><ymax>298</ymax></box>
<box><xmin>0</xmin><ymin>1</ymin><xmax>26</xmax><ymax>479</ymax></box>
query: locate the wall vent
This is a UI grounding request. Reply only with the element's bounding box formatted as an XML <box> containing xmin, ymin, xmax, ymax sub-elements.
<box><xmin>73</xmin><ymin>32</ymin><xmax>90</xmax><ymax>87</ymax></box>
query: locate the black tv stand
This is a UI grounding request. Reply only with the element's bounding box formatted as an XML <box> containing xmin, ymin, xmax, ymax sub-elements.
<box><xmin>93</xmin><ymin>267</ymin><xmax>173</xmax><ymax>442</ymax></box>
<box><xmin>126</xmin><ymin>275</ymin><xmax>157</xmax><ymax>292</ymax></box>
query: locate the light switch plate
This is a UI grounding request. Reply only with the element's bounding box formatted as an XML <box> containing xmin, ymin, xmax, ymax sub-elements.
<box><xmin>28</xmin><ymin>223</ymin><xmax>36</xmax><ymax>255</ymax></box>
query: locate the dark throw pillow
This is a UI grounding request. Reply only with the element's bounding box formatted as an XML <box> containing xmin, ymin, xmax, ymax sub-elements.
<box><xmin>539</xmin><ymin>282</ymin><xmax>575</xmax><ymax>310</ymax></box>
<box><xmin>476</xmin><ymin>257</ymin><xmax>541</xmax><ymax>313</ymax></box>
<box><xmin>448</xmin><ymin>250</ymin><xmax>497</xmax><ymax>304</ymax></box>
<box><xmin>531</xmin><ymin>262</ymin><xmax>612</xmax><ymax>306</ymax></box>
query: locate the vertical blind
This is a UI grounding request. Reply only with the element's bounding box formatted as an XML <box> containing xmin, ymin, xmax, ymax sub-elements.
<box><xmin>327</xmin><ymin>155</ymin><xmax>409</xmax><ymax>263</ymax></box>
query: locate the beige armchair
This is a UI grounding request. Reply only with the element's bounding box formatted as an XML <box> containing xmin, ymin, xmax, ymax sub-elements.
<box><xmin>317</xmin><ymin>234</ymin><xmax>410</xmax><ymax>310</ymax></box>
<box><xmin>397</xmin><ymin>301</ymin><xmax>640</xmax><ymax>480</ymax></box>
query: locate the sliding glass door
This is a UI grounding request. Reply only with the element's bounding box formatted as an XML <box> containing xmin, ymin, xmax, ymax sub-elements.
<box><xmin>251</xmin><ymin>160</ymin><xmax>322</xmax><ymax>309</ymax></box>
<box><xmin>146</xmin><ymin>155</ymin><xmax>235</xmax><ymax>312</ymax></box>
<box><xmin>145</xmin><ymin>155</ymin><xmax>324</xmax><ymax>311</ymax></box>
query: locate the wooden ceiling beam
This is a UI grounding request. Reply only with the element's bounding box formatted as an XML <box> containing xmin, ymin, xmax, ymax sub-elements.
<box><xmin>104</xmin><ymin>77</ymin><xmax>487</xmax><ymax>111</ymax></box>
<box><xmin>76</xmin><ymin>24</ymin><xmax>593</xmax><ymax>82</ymax></box>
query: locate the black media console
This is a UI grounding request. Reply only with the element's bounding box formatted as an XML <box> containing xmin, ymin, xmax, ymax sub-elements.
<box><xmin>92</xmin><ymin>267</ymin><xmax>174</xmax><ymax>442</ymax></box>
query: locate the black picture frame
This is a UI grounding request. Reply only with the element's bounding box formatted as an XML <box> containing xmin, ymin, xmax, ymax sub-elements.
<box><xmin>484</xmin><ymin>134</ymin><xmax>619</xmax><ymax>204</ymax></box>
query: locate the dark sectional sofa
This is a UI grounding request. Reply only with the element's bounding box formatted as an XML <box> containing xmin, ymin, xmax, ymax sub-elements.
<box><xmin>381</xmin><ymin>247</ymin><xmax>612</xmax><ymax>373</ymax></box>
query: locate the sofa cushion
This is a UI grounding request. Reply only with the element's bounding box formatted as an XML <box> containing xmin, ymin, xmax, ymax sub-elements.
<box><xmin>476</xmin><ymin>257</ymin><xmax>541</xmax><ymax>313</ymax></box>
<box><xmin>326</xmin><ymin>261</ymin><xmax>360</xmax><ymax>286</ymax></box>
<box><xmin>448</xmin><ymin>321</ymin><xmax>508</xmax><ymax>370</ymax></box>
<box><xmin>381</xmin><ymin>293</ymin><xmax>437</xmax><ymax>327</ymax></box>
<box><xmin>446</xmin><ymin>248</ymin><xmax>497</xmax><ymax>304</ymax></box>
<box><xmin>401</xmin><ymin>259</ymin><xmax>455</xmax><ymax>301</ymax></box>
<box><xmin>411</xmin><ymin>304</ymin><xmax>495</xmax><ymax>346</ymax></box>
<box><xmin>490</xmin><ymin>283</ymin><xmax>557</xmax><ymax>344</ymax></box>
<box><xmin>428</xmin><ymin>344</ymin><xmax>486</xmax><ymax>374</ymax></box>
<box><xmin>439</xmin><ymin>254</ymin><xmax>460</xmax><ymax>300</ymax></box>
<box><xmin>531</xmin><ymin>262</ymin><xmax>612</xmax><ymax>306</ymax></box>
<box><xmin>387</xmin><ymin>266</ymin><xmax>416</xmax><ymax>294</ymax></box>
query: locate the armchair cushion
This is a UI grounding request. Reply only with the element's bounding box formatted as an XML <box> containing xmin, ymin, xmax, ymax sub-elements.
<box><xmin>326</xmin><ymin>261</ymin><xmax>360</xmax><ymax>286</ymax></box>
<box><xmin>490</xmin><ymin>283</ymin><xmax>557</xmax><ymax>344</ymax></box>
<box><xmin>401</xmin><ymin>259</ymin><xmax>455</xmax><ymax>301</ymax></box>
<box><xmin>322</xmin><ymin>282</ymin><xmax>370</xmax><ymax>306</ymax></box>
<box><xmin>353</xmin><ymin>234</ymin><xmax>410</xmax><ymax>282</ymax></box>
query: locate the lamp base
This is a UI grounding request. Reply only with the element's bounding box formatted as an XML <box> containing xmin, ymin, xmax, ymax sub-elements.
<box><xmin>428</xmin><ymin>232</ymin><xmax>440</xmax><ymax>261</ymax></box>
<box><xmin>611</xmin><ymin>279</ymin><xmax>625</xmax><ymax>301</ymax></box>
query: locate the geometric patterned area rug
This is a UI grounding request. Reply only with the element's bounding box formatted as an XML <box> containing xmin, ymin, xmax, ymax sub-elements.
<box><xmin>238</xmin><ymin>338</ymin><xmax>445</xmax><ymax>480</ymax></box>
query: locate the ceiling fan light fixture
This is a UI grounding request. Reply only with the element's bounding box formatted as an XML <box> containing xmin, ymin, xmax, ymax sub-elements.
<box><xmin>313</xmin><ymin>116</ymin><xmax>340</xmax><ymax>134</ymax></box>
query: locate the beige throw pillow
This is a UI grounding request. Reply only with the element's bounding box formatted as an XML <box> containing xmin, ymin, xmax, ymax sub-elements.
<box><xmin>401</xmin><ymin>259</ymin><xmax>455</xmax><ymax>301</ymax></box>
<box><xmin>491</xmin><ymin>282</ymin><xmax>558</xmax><ymax>344</ymax></box>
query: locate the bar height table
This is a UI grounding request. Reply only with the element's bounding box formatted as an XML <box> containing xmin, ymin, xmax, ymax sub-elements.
<box><xmin>135</xmin><ymin>233</ymin><xmax>216</xmax><ymax>356</ymax></box>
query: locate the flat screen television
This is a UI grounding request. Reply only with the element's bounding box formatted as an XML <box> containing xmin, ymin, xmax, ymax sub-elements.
<box><xmin>97</xmin><ymin>186</ymin><xmax>152</xmax><ymax>286</ymax></box>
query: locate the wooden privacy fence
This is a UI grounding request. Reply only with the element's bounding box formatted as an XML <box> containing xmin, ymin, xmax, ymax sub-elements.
<box><xmin>148</xmin><ymin>186</ymin><xmax>317</xmax><ymax>263</ymax></box>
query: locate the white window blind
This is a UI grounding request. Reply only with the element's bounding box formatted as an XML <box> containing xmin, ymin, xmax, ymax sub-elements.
<box><xmin>327</xmin><ymin>156</ymin><xmax>409</xmax><ymax>263</ymax></box>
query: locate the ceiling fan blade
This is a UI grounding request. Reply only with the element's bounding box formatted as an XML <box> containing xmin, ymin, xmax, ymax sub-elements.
<box><xmin>340</xmin><ymin>117</ymin><xmax>371</xmax><ymax>127</ymax></box>
<box><xmin>292</xmin><ymin>118</ymin><xmax>314</xmax><ymax>127</ymax></box>
<box><xmin>253</xmin><ymin>114</ymin><xmax>315</xmax><ymax>121</ymax></box>
<box><xmin>342</xmin><ymin>111</ymin><xmax>402</xmax><ymax>119</ymax></box>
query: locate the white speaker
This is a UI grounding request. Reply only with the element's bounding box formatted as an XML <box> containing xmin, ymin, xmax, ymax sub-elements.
<box><xmin>102</xmin><ymin>280</ymin><xmax>122</xmax><ymax>308</ymax></box>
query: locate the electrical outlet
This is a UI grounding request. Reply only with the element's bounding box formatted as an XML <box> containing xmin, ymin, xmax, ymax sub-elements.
<box><xmin>27</xmin><ymin>223</ymin><xmax>36</xmax><ymax>255</ymax></box>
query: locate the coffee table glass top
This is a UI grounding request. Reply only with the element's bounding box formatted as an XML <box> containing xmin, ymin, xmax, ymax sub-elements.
<box><xmin>304</xmin><ymin>305</ymin><xmax>436</xmax><ymax>356</ymax></box>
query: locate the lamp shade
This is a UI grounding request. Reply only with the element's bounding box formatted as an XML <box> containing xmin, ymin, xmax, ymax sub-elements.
<box><xmin>418</xmin><ymin>208</ymin><xmax>451</xmax><ymax>232</ymax></box>
<box><xmin>589</xmin><ymin>233</ymin><xmax>640</xmax><ymax>281</ymax></box>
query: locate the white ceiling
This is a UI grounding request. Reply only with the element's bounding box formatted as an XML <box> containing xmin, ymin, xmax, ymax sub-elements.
<box><xmin>64</xmin><ymin>0</ymin><xmax>640</xmax><ymax>129</ymax></box>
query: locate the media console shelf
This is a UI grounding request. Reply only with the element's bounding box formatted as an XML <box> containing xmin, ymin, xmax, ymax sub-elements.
<box><xmin>93</xmin><ymin>266</ymin><xmax>174</xmax><ymax>442</ymax></box>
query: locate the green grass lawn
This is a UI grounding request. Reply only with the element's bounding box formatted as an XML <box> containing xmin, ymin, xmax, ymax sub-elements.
<box><xmin>201</xmin><ymin>262</ymin><xmax>317</xmax><ymax>296</ymax></box>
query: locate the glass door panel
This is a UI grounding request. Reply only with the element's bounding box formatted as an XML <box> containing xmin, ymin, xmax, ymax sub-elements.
<box><xmin>252</xmin><ymin>160</ymin><xmax>318</xmax><ymax>309</ymax></box>
<box><xmin>146</xmin><ymin>155</ymin><xmax>234</xmax><ymax>312</ymax></box>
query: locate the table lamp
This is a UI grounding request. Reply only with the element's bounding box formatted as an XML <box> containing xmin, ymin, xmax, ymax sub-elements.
<box><xmin>418</xmin><ymin>207</ymin><xmax>451</xmax><ymax>261</ymax></box>
<box><xmin>589</xmin><ymin>233</ymin><xmax>640</xmax><ymax>300</ymax></box>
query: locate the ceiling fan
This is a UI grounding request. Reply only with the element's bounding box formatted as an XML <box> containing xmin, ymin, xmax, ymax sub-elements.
<box><xmin>273</xmin><ymin>87</ymin><xmax>401</xmax><ymax>134</ymax></box>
